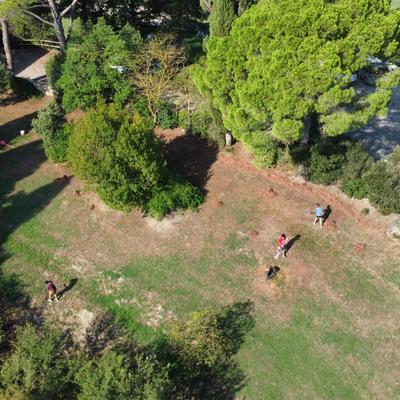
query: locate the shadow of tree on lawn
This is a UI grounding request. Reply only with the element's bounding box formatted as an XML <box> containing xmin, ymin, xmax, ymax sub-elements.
<box><xmin>163</xmin><ymin>133</ymin><xmax>219</xmax><ymax>194</ymax></box>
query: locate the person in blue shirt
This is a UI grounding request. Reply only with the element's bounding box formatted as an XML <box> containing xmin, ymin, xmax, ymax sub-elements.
<box><xmin>313</xmin><ymin>203</ymin><xmax>324</xmax><ymax>227</ymax></box>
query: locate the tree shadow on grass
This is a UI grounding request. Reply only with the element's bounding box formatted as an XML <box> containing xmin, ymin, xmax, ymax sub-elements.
<box><xmin>163</xmin><ymin>133</ymin><xmax>219</xmax><ymax>193</ymax></box>
<box><xmin>0</xmin><ymin>139</ymin><xmax>68</xmax><ymax>346</ymax></box>
<box><xmin>0</xmin><ymin>111</ymin><xmax>39</xmax><ymax>143</ymax></box>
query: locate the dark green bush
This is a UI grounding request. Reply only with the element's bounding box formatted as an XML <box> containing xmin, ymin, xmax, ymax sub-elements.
<box><xmin>183</xmin><ymin>36</ymin><xmax>205</xmax><ymax>64</ymax></box>
<box><xmin>364</xmin><ymin>147</ymin><xmax>400</xmax><ymax>215</ymax></box>
<box><xmin>178</xmin><ymin>109</ymin><xmax>191</xmax><ymax>130</ymax></box>
<box><xmin>177</xmin><ymin>108</ymin><xmax>211</xmax><ymax>137</ymax></box>
<box><xmin>192</xmin><ymin>109</ymin><xmax>212</xmax><ymax>136</ymax></box>
<box><xmin>156</xmin><ymin>102</ymin><xmax>178</xmax><ymax>129</ymax></box>
<box><xmin>0</xmin><ymin>64</ymin><xmax>11</xmax><ymax>98</ymax></box>
<box><xmin>32</xmin><ymin>102</ymin><xmax>70</xmax><ymax>162</ymax></box>
<box><xmin>68</xmin><ymin>103</ymin><xmax>166</xmax><ymax>211</ymax></box>
<box><xmin>0</xmin><ymin>325</ymin><xmax>72</xmax><ymax>399</ymax></box>
<box><xmin>241</xmin><ymin>131</ymin><xmax>283</xmax><ymax>168</ymax></box>
<box><xmin>341</xmin><ymin>141</ymin><xmax>374</xmax><ymax>198</ymax></box>
<box><xmin>307</xmin><ymin>141</ymin><xmax>346</xmax><ymax>185</ymax></box>
<box><xmin>342</xmin><ymin>178</ymin><xmax>369</xmax><ymax>199</ymax></box>
<box><xmin>147</xmin><ymin>178</ymin><xmax>204</xmax><ymax>219</ymax></box>
<box><xmin>45</xmin><ymin>53</ymin><xmax>64</xmax><ymax>91</ymax></box>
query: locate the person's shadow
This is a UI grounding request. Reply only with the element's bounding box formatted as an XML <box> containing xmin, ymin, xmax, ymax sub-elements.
<box><xmin>285</xmin><ymin>234</ymin><xmax>301</xmax><ymax>254</ymax></box>
<box><xmin>58</xmin><ymin>278</ymin><xmax>78</xmax><ymax>299</ymax></box>
<box><xmin>323</xmin><ymin>205</ymin><xmax>332</xmax><ymax>225</ymax></box>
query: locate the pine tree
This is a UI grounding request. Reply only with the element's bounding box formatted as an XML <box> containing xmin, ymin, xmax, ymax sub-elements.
<box><xmin>209</xmin><ymin>0</ymin><xmax>235</xmax><ymax>37</ymax></box>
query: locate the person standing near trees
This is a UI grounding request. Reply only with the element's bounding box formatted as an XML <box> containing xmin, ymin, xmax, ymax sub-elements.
<box><xmin>313</xmin><ymin>203</ymin><xmax>324</xmax><ymax>227</ymax></box>
<box><xmin>274</xmin><ymin>233</ymin><xmax>288</xmax><ymax>259</ymax></box>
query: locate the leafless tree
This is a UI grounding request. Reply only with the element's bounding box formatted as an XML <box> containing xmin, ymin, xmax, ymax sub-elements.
<box><xmin>135</xmin><ymin>35</ymin><xmax>185</xmax><ymax>123</ymax></box>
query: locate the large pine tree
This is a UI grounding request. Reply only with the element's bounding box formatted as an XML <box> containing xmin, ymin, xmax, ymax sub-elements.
<box><xmin>209</xmin><ymin>0</ymin><xmax>236</xmax><ymax>37</ymax></box>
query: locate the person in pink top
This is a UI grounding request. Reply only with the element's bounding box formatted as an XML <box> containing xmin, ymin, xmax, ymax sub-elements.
<box><xmin>274</xmin><ymin>233</ymin><xmax>288</xmax><ymax>259</ymax></box>
<box><xmin>45</xmin><ymin>280</ymin><xmax>59</xmax><ymax>303</ymax></box>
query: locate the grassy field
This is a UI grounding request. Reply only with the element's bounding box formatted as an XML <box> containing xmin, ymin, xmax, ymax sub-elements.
<box><xmin>1</xmin><ymin>98</ymin><xmax>400</xmax><ymax>399</ymax></box>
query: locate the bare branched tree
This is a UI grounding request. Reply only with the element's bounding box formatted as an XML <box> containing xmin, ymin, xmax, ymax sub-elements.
<box><xmin>135</xmin><ymin>35</ymin><xmax>185</xmax><ymax>123</ymax></box>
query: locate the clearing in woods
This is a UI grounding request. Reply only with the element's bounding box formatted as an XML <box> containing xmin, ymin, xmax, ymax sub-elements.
<box><xmin>1</xmin><ymin>97</ymin><xmax>400</xmax><ymax>400</ymax></box>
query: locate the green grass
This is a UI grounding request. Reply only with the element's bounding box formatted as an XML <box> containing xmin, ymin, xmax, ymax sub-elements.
<box><xmin>1</xmin><ymin>133</ymin><xmax>400</xmax><ymax>399</ymax></box>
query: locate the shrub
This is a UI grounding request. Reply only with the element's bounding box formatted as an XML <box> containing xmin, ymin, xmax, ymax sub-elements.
<box><xmin>156</xmin><ymin>102</ymin><xmax>178</xmax><ymax>129</ymax></box>
<box><xmin>45</xmin><ymin>53</ymin><xmax>64</xmax><ymax>91</ymax></box>
<box><xmin>178</xmin><ymin>108</ymin><xmax>212</xmax><ymax>137</ymax></box>
<box><xmin>128</xmin><ymin>96</ymin><xmax>153</xmax><ymax>126</ymax></box>
<box><xmin>0</xmin><ymin>64</ymin><xmax>11</xmax><ymax>98</ymax></box>
<box><xmin>364</xmin><ymin>147</ymin><xmax>400</xmax><ymax>215</ymax></box>
<box><xmin>178</xmin><ymin>109</ymin><xmax>191</xmax><ymax>130</ymax></box>
<box><xmin>307</xmin><ymin>141</ymin><xmax>346</xmax><ymax>185</ymax></box>
<box><xmin>147</xmin><ymin>177</ymin><xmax>204</xmax><ymax>219</ymax></box>
<box><xmin>192</xmin><ymin>109</ymin><xmax>212</xmax><ymax>137</ymax></box>
<box><xmin>32</xmin><ymin>102</ymin><xmax>70</xmax><ymax>162</ymax></box>
<box><xmin>341</xmin><ymin>141</ymin><xmax>374</xmax><ymax>198</ymax></box>
<box><xmin>0</xmin><ymin>325</ymin><xmax>70</xmax><ymax>399</ymax></box>
<box><xmin>242</xmin><ymin>131</ymin><xmax>283</xmax><ymax>168</ymax></box>
<box><xmin>361</xmin><ymin>208</ymin><xmax>370</xmax><ymax>216</ymax></box>
<box><xmin>69</xmin><ymin>104</ymin><xmax>166</xmax><ymax>211</ymax></box>
<box><xmin>183</xmin><ymin>36</ymin><xmax>204</xmax><ymax>64</ymax></box>
<box><xmin>342</xmin><ymin>178</ymin><xmax>369</xmax><ymax>200</ymax></box>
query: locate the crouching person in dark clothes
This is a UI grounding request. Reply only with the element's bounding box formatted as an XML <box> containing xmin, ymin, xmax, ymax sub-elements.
<box><xmin>45</xmin><ymin>280</ymin><xmax>59</xmax><ymax>303</ymax></box>
<box><xmin>264</xmin><ymin>266</ymin><xmax>280</xmax><ymax>283</ymax></box>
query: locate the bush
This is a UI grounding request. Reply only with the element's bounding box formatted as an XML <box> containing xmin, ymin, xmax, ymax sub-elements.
<box><xmin>69</xmin><ymin>103</ymin><xmax>166</xmax><ymax>211</ymax></box>
<box><xmin>242</xmin><ymin>131</ymin><xmax>283</xmax><ymax>168</ymax></box>
<box><xmin>45</xmin><ymin>53</ymin><xmax>64</xmax><ymax>91</ymax></box>
<box><xmin>183</xmin><ymin>36</ymin><xmax>205</xmax><ymax>64</ymax></box>
<box><xmin>178</xmin><ymin>109</ymin><xmax>191</xmax><ymax>131</ymax></box>
<box><xmin>364</xmin><ymin>147</ymin><xmax>400</xmax><ymax>215</ymax></box>
<box><xmin>0</xmin><ymin>325</ymin><xmax>71</xmax><ymax>399</ymax></box>
<box><xmin>342</xmin><ymin>178</ymin><xmax>369</xmax><ymax>199</ymax></box>
<box><xmin>0</xmin><ymin>64</ymin><xmax>11</xmax><ymax>98</ymax></box>
<box><xmin>192</xmin><ymin>109</ymin><xmax>212</xmax><ymax>136</ymax></box>
<box><xmin>340</xmin><ymin>141</ymin><xmax>374</xmax><ymax>198</ymax></box>
<box><xmin>32</xmin><ymin>102</ymin><xmax>70</xmax><ymax>162</ymax></box>
<box><xmin>177</xmin><ymin>108</ymin><xmax>212</xmax><ymax>137</ymax></box>
<box><xmin>307</xmin><ymin>141</ymin><xmax>346</xmax><ymax>185</ymax></box>
<box><xmin>156</xmin><ymin>102</ymin><xmax>178</xmax><ymax>129</ymax></box>
<box><xmin>128</xmin><ymin>96</ymin><xmax>153</xmax><ymax>126</ymax></box>
<box><xmin>147</xmin><ymin>177</ymin><xmax>204</xmax><ymax>219</ymax></box>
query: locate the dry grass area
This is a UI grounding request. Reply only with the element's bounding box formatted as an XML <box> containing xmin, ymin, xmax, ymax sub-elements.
<box><xmin>1</xmin><ymin>97</ymin><xmax>400</xmax><ymax>399</ymax></box>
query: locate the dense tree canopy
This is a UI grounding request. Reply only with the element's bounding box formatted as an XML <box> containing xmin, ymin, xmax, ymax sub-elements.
<box><xmin>197</xmin><ymin>0</ymin><xmax>400</xmax><ymax>144</ymax></box>
<box><xmin>58</xmin><ymin>19</ymin><xmax>142</xmax><ymax>112</ymax></box>
<box><xmin>75</xmin><ymin>0</ymin><xmax>205</xmax><ymax>37</ymax></box>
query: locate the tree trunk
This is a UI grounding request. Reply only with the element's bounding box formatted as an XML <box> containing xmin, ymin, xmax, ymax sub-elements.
<box><xmin>47</xmin><ymin>0</ymin><xmax>66</xmax><ymax>52</ymax></box>
<box><xmin>1</xmin><ymin>18</ymin><xmax>14</xmax><ymax>74</ymax></box>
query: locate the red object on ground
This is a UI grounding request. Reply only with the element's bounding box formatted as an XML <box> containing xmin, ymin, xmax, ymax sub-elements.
<box><xmin>0</xmin><ymin>140</ymin><xmax>7</xmax><ymax>148</ymax></box>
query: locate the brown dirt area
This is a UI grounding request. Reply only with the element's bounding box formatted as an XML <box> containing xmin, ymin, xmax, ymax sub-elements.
<box><xmin>2</xmin><ymin>98</ymin><xmax>400</xmax><ymax>339</ymax></box>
